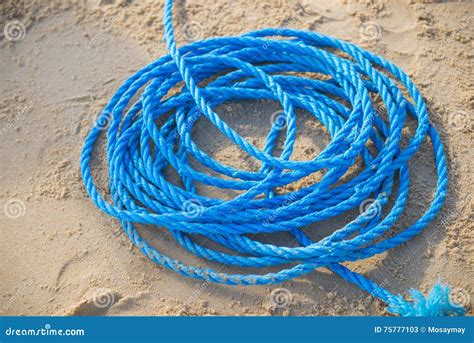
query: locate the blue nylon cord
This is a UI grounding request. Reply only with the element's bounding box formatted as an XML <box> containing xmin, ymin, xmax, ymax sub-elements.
<box><xmin>80</xmin><ymin>0</ymin><xmax>465</xmax><ymax>316</ymax></box>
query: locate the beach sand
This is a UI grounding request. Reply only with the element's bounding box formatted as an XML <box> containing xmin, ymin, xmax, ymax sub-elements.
<box><xmin>0</xmin><ymin>0</ymin><xmax>472</xmax><ymax>316</ymax></box>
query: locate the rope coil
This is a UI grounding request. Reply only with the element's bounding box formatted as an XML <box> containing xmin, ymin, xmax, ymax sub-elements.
<box><xmin>81</xmin><ymin>0</ymin><xmax>465</xmax><ymax>316</ymax></box>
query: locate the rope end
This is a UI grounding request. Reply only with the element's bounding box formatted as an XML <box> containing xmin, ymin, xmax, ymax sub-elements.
<box><xmin>388</xmin><ymin>282</ymin><xmax>466</xmax><ymax>317</ymax></box>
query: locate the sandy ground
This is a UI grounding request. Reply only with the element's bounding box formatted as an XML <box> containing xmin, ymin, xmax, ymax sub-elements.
<box><xmin>0</xmin><ymin>0</ymin><xmax>472</xmax><ymax>316</ymax></box>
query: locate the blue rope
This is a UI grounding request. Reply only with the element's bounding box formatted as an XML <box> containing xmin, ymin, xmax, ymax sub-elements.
<box><xmin>80</xmin><ymin>0</ymin><xmax>465</xmax><ymax>316</ymax></box>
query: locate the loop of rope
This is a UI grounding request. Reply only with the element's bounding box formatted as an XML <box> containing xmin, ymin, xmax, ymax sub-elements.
<box><xmin>80</xmin><ymin>0</ymin><xmax>465</xmax><ymax>316</ymax></box>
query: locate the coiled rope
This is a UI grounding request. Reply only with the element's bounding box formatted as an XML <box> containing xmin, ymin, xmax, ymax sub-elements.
<box><xmin>81</xmin><ymin>0</ymin><xmax>465</xmax><ymax>316</ymax></box>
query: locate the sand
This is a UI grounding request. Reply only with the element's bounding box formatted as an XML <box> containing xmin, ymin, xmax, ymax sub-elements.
<box><xmin>0</xmin><ymin>0</ymin><xmax>472</xmax><ymax>316</ymax></box>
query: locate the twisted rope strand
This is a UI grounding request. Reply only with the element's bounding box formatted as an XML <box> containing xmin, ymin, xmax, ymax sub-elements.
<box><xmin>80</xmin><ymin>0</ymin><xmax>465</xmax><ymax>316</ymax></box>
